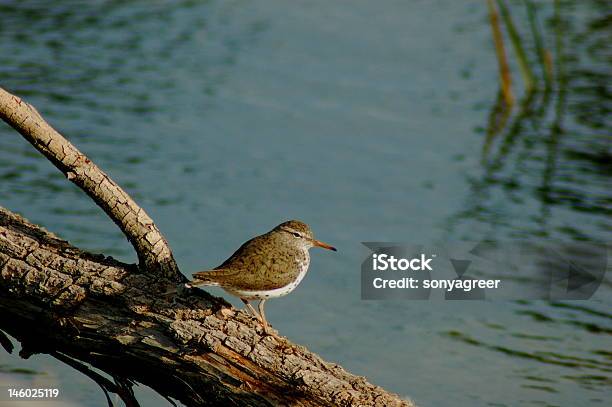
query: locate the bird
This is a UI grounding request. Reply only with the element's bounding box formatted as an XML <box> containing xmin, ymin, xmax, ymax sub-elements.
<box><xmin>186</xmin><ymin>220</ymin><xmax>336</xmax><ymax>334</ymax></box>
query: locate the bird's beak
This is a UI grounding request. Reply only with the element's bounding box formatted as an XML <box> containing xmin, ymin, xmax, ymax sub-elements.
<box><xmin>312</xmin><ymin>239</ymin><xmax>337</xmax><ymax>251</ymax></box>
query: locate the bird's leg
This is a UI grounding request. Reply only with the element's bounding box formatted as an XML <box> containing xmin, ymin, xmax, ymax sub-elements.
<box><xmin>241</xmin><ymin>299</ymin><xmax>263</xmax><ymax>323</ymax></box>
<box><xmin>258</xmin><ymin>299</ymin><xmax>275</xmax><ymax>335</ymax></box>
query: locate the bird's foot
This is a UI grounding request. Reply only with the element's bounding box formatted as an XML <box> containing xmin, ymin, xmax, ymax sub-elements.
<box><xmin>262</xmin><ymin>323</ymin><xmax>278</xmax><ymax>337</ymax></box>
<box><xmin>248</xmin><ymin>314</ymin><xmax>263</xmax><ymax>325</ymax></box>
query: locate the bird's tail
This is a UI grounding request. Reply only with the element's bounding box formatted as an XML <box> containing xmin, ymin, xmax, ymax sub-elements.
<box><xmin>191</xmin><ymin>270</ymin><xmax>223</xmax><ymax>287</ymax></box>
<box><xmin>162</xmin><ymin>271</ymin><xmax>221</xmax><ymax>296</ymax></box>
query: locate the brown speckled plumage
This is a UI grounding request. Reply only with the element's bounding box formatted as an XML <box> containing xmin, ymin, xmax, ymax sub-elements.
<box><xmin>193</xmin><ymin>220</ymin><xmax>312</xmax><ymax>291</ymax></box>
<box><xmin>193</xmin><ymin>224</ymin><xmax>309</xmax><ymax>290</ymax></box>
<box><xmin>190</xmin><ymin>220</ymin><xmax>336</xmax><ymax>334</ymax></box>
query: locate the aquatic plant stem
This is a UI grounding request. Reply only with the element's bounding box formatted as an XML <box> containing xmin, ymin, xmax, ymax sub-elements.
<box><xmin>488</xmin><ymin>0</ymin><xmax>515</xmax><ymax>107</ymax></box>
<box><xmin>525</xmin><ymin>0</ymin><xmax>553</xmax><ymax>88</ymax></box>
<box><xmin>497</xmin><ymin>0</ymin><xmax>537</xmax><ymax>91</ymax></box>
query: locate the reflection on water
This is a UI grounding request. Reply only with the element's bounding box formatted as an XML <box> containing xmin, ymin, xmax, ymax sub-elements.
<box><xmin>0</xmin><ymin>1</ymin><xmax>610</xmax><ymax>406</ymax></box>
<box><xmin>444</xmin><ymin>297</ymin><xmax>612</xmax><ymax>402</ymax></box>
<box><xmin>450</xmin><ymin>0</ymin><xmax>610</xmax><ymax>243</ymax></box>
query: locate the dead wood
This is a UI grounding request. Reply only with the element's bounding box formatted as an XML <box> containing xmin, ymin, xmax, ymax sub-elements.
<box><xmin>0</xmin><ymin>87</ymin><xmax>413</xmax><ymax>406</ymax></box>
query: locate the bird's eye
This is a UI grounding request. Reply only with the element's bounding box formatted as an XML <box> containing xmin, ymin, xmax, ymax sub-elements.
<box><xmin>292</xmin><ymin>232</ymin><xmax>301</xmax><ymax>238</ymax></box>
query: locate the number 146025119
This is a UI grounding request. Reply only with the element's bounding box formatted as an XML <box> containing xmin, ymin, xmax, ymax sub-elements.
<box><xmin>7</xmin><ymin>388</ymin><xmax>59</xmax><ymax>399</ymax></box>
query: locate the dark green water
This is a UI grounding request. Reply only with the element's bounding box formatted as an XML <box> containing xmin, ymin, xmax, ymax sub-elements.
<box><xmin>0</xmin><ymin>1</ymin><xmax>610</xmax><ymax>406</ymax></box>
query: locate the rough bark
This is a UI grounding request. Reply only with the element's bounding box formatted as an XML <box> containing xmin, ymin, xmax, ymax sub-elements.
<box><xmin>0</xmin><ymin>87</ymin><xmax>179</xmax><ymax>280</ymax></box>
<box><xmin>0</xmin><ymin>88</ymin><xmax>413</xmax><ymax>405</ymax></box>
<box><xmin>0</xmin><ymin>208</ymin><xmax>412</xmax><ymax>406</ymax></box>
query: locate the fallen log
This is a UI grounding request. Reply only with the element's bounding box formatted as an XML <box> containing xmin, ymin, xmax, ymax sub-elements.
<box><xmin>0</xmin><ymin>86</ymin><xmax>413</xmax><ymax>406</ymax></box>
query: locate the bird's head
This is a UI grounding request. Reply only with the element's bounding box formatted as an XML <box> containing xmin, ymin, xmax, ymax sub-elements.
<box><xmin>274</xmin><ymin>220</ymin><xmax>336</xmax><ymax>251</ymax></box>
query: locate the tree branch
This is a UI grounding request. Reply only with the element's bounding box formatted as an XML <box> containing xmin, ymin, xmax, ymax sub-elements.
<box><xmin>0</xmin><ymin>86</ymin><xmax>180</xmax><ymax>280</ymax></box>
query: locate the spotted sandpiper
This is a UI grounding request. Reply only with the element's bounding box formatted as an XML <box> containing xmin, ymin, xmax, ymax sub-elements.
<box><xmin>188</xmin><ymin>220</ymin><xmax>336</xmax><ymax>334</ymax></box>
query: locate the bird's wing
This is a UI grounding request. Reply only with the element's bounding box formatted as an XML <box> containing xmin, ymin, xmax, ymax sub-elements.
<box><xmin>191</xmin><ymin>234</ymin><xmax>267</xmax><ymax>282</ymax></box>
<box><xmin>190</xmin><ymin>269</ymin><xmax>233</xmax><ymax>285</ymax></box>
<box><xmin>217</xmin><ymin>234</ymin><xmax>268</xmax><ymax>269</ymax></box>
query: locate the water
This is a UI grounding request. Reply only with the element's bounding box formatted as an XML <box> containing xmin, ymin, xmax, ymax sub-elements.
<box><xmin>1</xmin><ymin>1</ymin><xmax>610</xmax><ymax>406</ymax></box>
